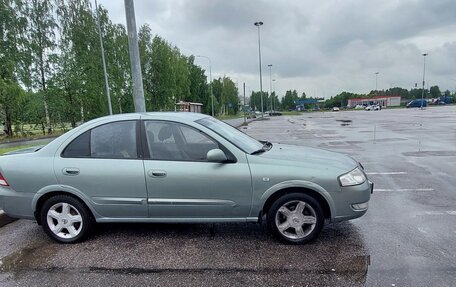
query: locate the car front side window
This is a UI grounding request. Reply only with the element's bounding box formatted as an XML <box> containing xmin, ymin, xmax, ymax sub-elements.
<box><xmin>144</xmin><ymin>121</ymin><xmax>219</xmax><ymax>161</ymax></box>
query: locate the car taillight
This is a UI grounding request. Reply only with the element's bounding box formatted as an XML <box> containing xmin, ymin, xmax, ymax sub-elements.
<box><xmin>0</xmin><ymin>172</ymin><xmax>9</xmax><ymax>186</ymax></box>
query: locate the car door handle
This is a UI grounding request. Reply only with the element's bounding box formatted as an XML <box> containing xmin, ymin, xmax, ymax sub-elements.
<box><xmin>63</xmin><ymin>168</ymin><xmax>80</xmax><ymax>176</ymax></box>
<box><xmin>148</xmin><ymin>170</ymin><xmax>167</xmax><ymax>178</ymax></box>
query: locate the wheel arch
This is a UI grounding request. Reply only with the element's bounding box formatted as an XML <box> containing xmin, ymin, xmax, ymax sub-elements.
<box><xmin>32</xmin><ymin>185</ymin><xmax>99</xmax><ymax>224</ymax></box>
<box><xmin>259</xmin><ymin>182</ymin><xmax>335</xmax><ymax>221</ymax></box>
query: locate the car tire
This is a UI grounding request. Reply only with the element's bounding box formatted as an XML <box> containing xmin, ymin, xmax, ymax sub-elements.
<box><xmin>40</xmin><ymin>195</ymin><xmax>93</xmax><ymax>244</ymax></box>
<box><xmin>268</xmin><ymin>193</ymin><xmax>324</xmax><ymax>244</ymax></box>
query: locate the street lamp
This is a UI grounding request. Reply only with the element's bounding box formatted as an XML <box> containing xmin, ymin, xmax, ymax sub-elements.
<box><xmin>268</xmin><ymin>64</ymin><xmax>273</xmax><ymax>112</ymax></box>
<box><xmin>421</xmin><ymin>53</ymin><xmax>428</xmax><ymax>109</ymax></box>
<box><xmin>254</xmin><ymin>21</ymin><xmax>264</xmax><ymax>119</ymax></box>
<box><xmin>375</xmin><ymin>72</ymin><xmax>379</xmax><ymax>91</ymax></box>
<box><xmin>196</xmin><ymin>55</ymin><xmax>214</xmax><ymax>116</ymax></box>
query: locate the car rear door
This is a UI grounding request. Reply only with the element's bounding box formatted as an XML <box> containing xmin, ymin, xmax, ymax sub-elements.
<box><xmin>141</xmin><ymin>120</ymin><xmax>252</xmax><ymax>219</ymax></box>
<box><xmin>54</xmin><ymin>120</ymin><xmax>148</xmax><ymax>219</ymax></box>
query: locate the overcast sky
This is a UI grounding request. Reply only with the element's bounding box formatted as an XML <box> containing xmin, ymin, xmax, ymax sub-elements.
<box><xmin>99</xmin><ymin>0</ymin><xmax>456</xmax><ymax>99</ymax></box>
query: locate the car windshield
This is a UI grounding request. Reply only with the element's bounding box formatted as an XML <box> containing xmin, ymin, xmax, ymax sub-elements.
<box><xmin>196</xmin><ymin>117</ymin><xmax>263</xmax><ymax>154</ymax></box>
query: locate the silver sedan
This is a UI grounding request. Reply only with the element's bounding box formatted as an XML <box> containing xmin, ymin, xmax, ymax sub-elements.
<box><xmin>0</xmin><ymin>113</ymin><xmax>372</xmax><ymax>244</ymax></box>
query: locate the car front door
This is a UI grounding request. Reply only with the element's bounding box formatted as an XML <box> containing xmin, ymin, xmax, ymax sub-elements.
<box><xmin>142</xmin><ymin>120</ymin><xmax>252</xmax><ymax>219</ymax></box>
<box><xmin>54</xmin><ymin>120</ymin><xmax>148</xmax><ymax>219</ymax></box>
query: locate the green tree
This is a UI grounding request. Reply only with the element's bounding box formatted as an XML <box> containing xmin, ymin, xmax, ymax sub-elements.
<box><xmin>385</xmin><ymin>87</ymin><xmax>409</xmax><ymax>99</ymax></box>
<box><xmin>27</xmin><ymin>0</ymin><xmax>57</xmax><ymax>133</ymax></box>
<box><xmin>187</xmin><ymin>56</ymin><xmax>210</xmax><ymax>113</ymax></box>
<box><xmin>429</xmin><ymin>85</ymin><xmax>441</xmax><ymax>98</ymax></box>
<box><xmin>409</xmin><ymin>88</ymin><xmax>427</xmax><ymax>99</ymax></box>
<box><xmin>56</xmin><ymin>0</ymin><xmax>106</xmax><ymax>123</ymax></box>
<box><xmin>281</xmin><ymin>90</ymin><xmax>298</xmax><ymax>110</ymax></box>
<box><xmin>0</xmin><ymin>0</ymin><xmax>30</xmax><ymax>136</ymax></box>
<box><xmin>101</xmin><ymin>7</ymin><xmax>132</xmax><ymax>114</ymax></box>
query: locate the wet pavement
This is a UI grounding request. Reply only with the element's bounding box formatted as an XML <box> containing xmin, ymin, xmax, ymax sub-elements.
<box><xmin>0</xmin><ymin>106</ymin><xmax>455</xmax><ymax>286</ymax></box>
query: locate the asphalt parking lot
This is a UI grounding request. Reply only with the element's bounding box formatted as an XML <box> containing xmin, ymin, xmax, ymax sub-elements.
<box><xmin>0</xmin><ymin>106</ymin><xmax>455</xmax><ymax>286</ymax></box>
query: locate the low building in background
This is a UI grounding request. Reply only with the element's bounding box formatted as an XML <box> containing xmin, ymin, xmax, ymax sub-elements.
<box><xmin>175</xmin><ymin>101</ymin><xmax>203</xmax><ymax>113</ymax></box>
<box><xmin>348</xmin><ymin>96</ymin><xmax>401</xmax><ymax>108</ymax></box>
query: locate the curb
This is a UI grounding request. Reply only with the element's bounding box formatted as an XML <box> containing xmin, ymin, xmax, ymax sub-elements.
<box><xmin>0</xmin><ymin>210</ymin><xmax>17</xmax><ymax>228</ymax></box>
<box><xmin>0</xmin><ymin>135</ymin><xmax>59</xmax><ymax>146</ymax></box>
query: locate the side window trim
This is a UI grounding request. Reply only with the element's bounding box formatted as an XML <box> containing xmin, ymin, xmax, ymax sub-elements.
<box><xmin>136</xmin><ymin>120</ymin><xmax>144</xmax><ymax>159</ymax></box>
<box><xmin>140</xmin><ymin>120</ymin><xmax>237</xmax><ymax>163</ymax></box>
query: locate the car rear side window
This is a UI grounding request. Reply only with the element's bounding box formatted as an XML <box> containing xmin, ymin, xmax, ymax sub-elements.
<box><xmin>91</xmin><ymin>121</ymin><xmax>137</xmax><ymax>159</ymax></box>
<box><xmin>62</xmin><ymin>121</ymin><xmax>138</xmax><ymax>159</ymax></box>
<box><xmin>62</xmin><ymin>130</ymin><xmax>90</xmax><ymax>158</ymax></box>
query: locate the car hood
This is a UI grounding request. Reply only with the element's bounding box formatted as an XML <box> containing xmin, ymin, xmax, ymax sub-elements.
<box><xmin>254</xmin><ymin>143</ymin><xmax>359</xmax><ymax>172</ymax></box>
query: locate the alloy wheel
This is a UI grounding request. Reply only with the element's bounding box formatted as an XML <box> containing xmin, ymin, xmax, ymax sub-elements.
<box><xmin>46</xmin><ymin>202</ymin><xmax>83</xmax><ymax>239</ymax></box>
<box><xmin>274</xmin><ymin>200</ymin><xmax>317</xmax><ymax>240</ymax></box>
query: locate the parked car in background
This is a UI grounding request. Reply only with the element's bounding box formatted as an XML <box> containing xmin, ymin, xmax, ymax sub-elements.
<box><xmin>0</xmin><ymin>113</ymin><xmax>372</xmax><ymax>244</ymax></box>
<box><xmin>332</xmin><ymin>107</ymin><xmax>340</xmax><ymax>112</ymax></box>
<box><xmin>268</xmin><ymin>111</ymin><xmax>283</xmax><ymax>116</ymax></box>
<box><xmin>406</xmin><ymin>99</ymin><xmax>427</xmax><ymax>108</ymax></box>
<box><xmin>353</xmin><ymin>105</ymin><xmax>365</xmax><ymax>109</ymax></box>
<box><xmin>365</xmin><ymin>105</ymin><xmax>381</xmax><ymax>111</ymax></box>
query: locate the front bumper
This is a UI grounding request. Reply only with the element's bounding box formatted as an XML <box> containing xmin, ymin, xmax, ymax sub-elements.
<box><xmin>331</xmin><ymin>180</ymin><xmax>372</xmax><ymax>223</ymax></box>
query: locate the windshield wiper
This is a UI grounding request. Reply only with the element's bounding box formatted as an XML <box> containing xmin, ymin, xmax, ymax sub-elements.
<box><xmin>251</xmin><ymin>141</ymin><xmax>273</xmax><ymax>155</ymax></box>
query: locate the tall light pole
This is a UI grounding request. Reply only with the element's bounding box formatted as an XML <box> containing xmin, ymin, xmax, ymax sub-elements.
<box><xmin>196</xmin><ymin>55</ymin><xmax>214</xmax><ymax>116</ymax></box>
<box><xmin>94</xmin><ymin>0</ymin><xmax>112</xmax><ymax>115</ymax></box>
<box><xmin>375</xmin><ymin>72</ymin><xmax>379</xmax><ymax>91</ymax></box>
<box><xmin>268</xmin><ymin>64</ymin><xmax>273</xmax><ymax>112</ymax></box>
<box><xmin>124</xmin><ymin>0</ymin><xmax>146</xmax><ymax>112</ymax></box>
<box><xmin>421</xmin><ymin>53</ymin><xmax>428</xmax><ymax>109</ymax></box>
<box><xmin>254</xmin><ymin>21</ymin><xmax>264</xmax><ymax>119</ymax></box>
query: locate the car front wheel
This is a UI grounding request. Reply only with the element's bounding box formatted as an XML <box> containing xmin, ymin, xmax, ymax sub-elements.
<box><xmin>40</xmin><ymin>195</ymin><xmax>93</xmax><ymax>243</ymax></box>
<box><xmin>268</xmin><ymin>193</ymin><xmax>324</xmax><ymax>244</ymax></box>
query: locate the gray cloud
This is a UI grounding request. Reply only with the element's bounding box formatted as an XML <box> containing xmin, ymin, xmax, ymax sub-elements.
<box><xmin>99</xmin><ymin>0</ymin><xmax>456</xmax><ymax>97</ymax></box>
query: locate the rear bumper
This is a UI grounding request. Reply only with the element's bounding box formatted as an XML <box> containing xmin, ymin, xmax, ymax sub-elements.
<box><xmin>0</xmin><ymin>187</ymin><xmax>35</xmax><ymax>220</ymax></box>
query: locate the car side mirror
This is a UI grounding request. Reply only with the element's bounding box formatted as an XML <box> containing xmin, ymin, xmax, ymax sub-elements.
<box><xmin>207</xmin><ymin>149</ymin><xmax>228</xmax><ymax>163</ymax></box>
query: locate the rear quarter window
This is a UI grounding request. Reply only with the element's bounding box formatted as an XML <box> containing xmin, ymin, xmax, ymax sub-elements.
<box><xmin>61</xmin><ymin>131</ymin><xmax>90</xmax><ymax>158</ymax></box>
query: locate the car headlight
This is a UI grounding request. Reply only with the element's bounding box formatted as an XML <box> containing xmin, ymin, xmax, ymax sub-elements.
<box><xmin>339</xmin><ymin>167</ymin><xmax>366</xmax><ymax>186</ymax></box>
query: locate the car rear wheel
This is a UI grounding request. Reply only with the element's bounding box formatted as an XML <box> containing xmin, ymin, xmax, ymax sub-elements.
<box><xmin>40</xmin><ymin>195</ymin><xmax>93</xmax><ymax>243</ymax></box>
<box><xmin>268</xmin><ymin>193</ymin><xmax>324</xmax><ymax>244</ymax></box>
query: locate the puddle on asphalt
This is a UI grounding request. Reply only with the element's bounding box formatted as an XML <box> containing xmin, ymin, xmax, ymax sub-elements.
<box><xmin>336</xmin><ymin>119</ymin><xmax>353</xmax><ymax>126</ymax></box>
<box><xmin>0</xmin><ymin>244</ymin><xmax>42</xmax><ymax>272</ymax></box>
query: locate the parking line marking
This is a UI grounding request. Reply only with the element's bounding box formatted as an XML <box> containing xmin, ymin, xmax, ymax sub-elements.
<box><xmin>425</xmin><ymin>211</ymin><xmax>445</xmax><ymax>215</ymax></box>
<box><xmin>366</xmin><ymin>172</ymin><xmax>407</xmax><ymax>175</ymax></box>
<box><xmin>398</xmin><ymin>188</ymin><xmax>434</xmax><ymax>192</ymax></box>
<box><xmin>373</xmin><ymin>188</ymin><xmax>434</xmax><ymax>192</ymax></box>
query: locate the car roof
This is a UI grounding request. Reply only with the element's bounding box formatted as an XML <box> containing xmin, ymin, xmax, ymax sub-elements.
<box><xmin>89</xmin><ymin>112</ymin><xmax>210</xmax><ymax>123</ymax></box>
<box><xmin>139</xmin><ymin>112</ymin><xmax>209</xmax><ymax>121</ymax></box>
